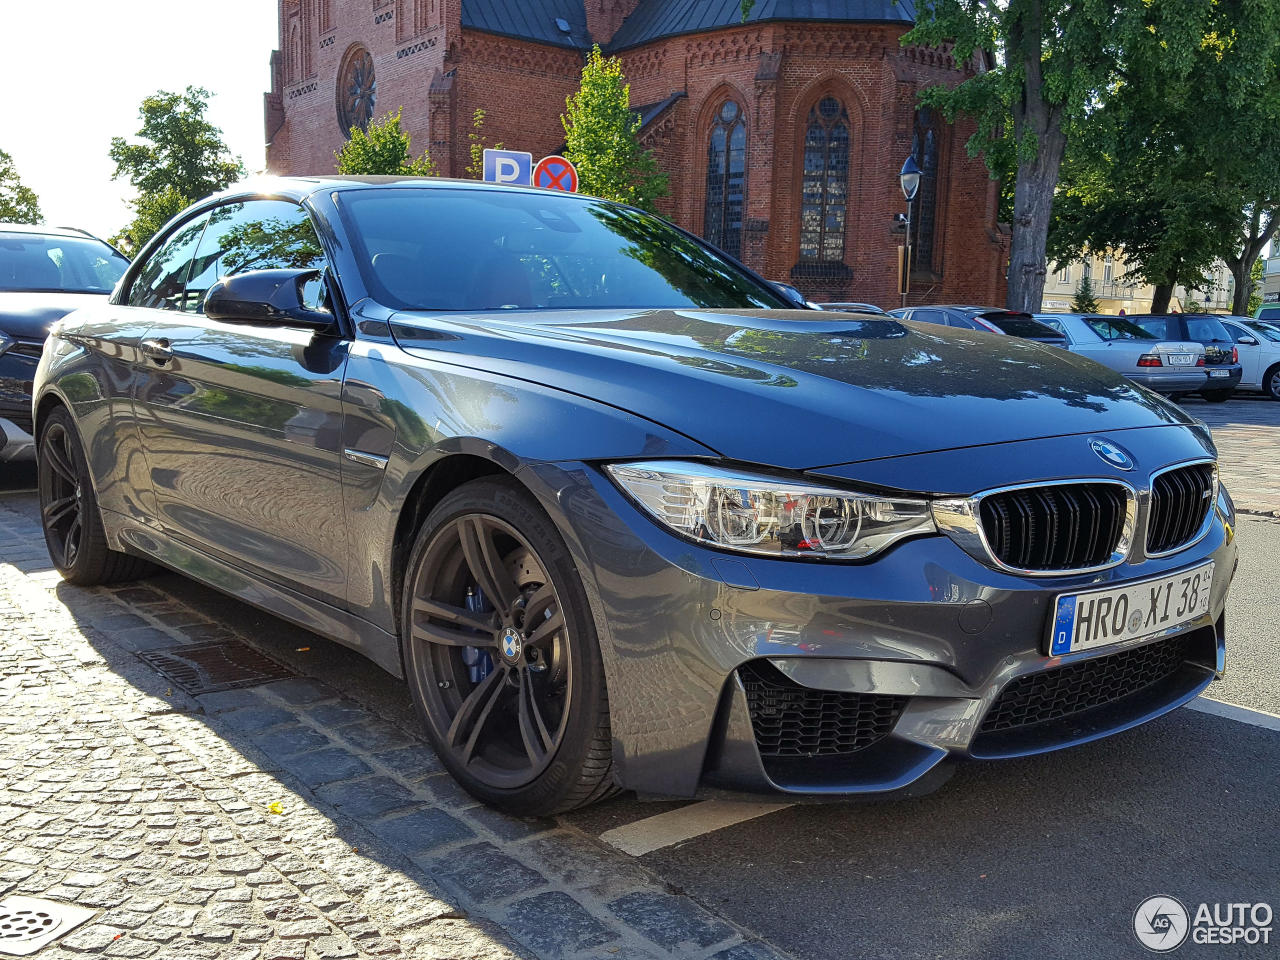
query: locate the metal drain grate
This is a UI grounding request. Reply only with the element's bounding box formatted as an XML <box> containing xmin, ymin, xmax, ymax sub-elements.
<box><xmin>137</xmin><ymin>640</ymin><xmax>294</xmax><ymax>696</ymax></box>
<box><xmin>0</xmin><ymin>896</ymin><xmax>96</xmax><ymax>957</ymax></box>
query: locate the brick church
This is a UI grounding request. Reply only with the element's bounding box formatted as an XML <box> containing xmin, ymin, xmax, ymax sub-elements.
<box><xmin>264</xmin><ymin>1</ymin><xmax>1008</xmax><ymax>306</ymax></box>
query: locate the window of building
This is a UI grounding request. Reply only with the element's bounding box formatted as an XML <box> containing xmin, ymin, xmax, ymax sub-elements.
<box><xmin>1083</xmin><ymin>259</ymin><xmax>1093</xmax><ymax>280</ymax></box>
<box><xmin>1057</xmin><ymin>264</ymin><xmax>1070</xmax><ymax>284</ymax></box>
<box><xmin>798</xmin><ymin>97</ymin><xmax>850</xmax><ymax>263</ymax></box>
<box><xmin>1103</xmin><ymin>255</ymin><xmax>1114</xmax><ymax>284</ymax></box>
<box><xmin>703</xmin><ymin>100</ymin><xmax>747</xmax><ymax>259</ymax></box>
<box><xmin>910</xmin><ymin>108</ymin><xmax>941</xmax><ymax>274</ymax></box>
<box><xmin>336</xmin><ymin>45</ymin><xmax>376</xmax><ymax>136</ymax></box>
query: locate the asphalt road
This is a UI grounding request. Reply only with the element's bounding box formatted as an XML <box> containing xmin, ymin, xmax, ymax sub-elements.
<box><xmin>2</xmin><ymin>451</ymin><xmax>1277</xmax><ymax>959</ymax></box>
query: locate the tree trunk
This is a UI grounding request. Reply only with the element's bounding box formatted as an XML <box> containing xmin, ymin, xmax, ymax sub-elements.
<box><xmin>1229</xmin><ymin>260</ymin><xmax>1252</xmax><ymax>316</ymax></box>
<box><xmin>1224</xmin><ymin>207</ymin><xmax>1278</xmax><ymax>315</ymax></box>
<box><xmin>1150</xmin><ymin>283</ymin><xmax>1174</xmax><ymax>314</ymax></box>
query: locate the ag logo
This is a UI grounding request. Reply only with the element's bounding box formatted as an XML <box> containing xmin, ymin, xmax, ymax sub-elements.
<box><xmin>1090</xmin><ymin>437</ymin><xmax>1135</xmax><ymax>471</ymax></box>
<box><xmin>1133</xmin><ymin>895</ymin><xmax>1190</xmax><ymax>952</ymax></box>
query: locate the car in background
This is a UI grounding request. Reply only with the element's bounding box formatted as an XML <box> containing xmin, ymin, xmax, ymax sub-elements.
<box><xmin>1254</xmin><ymin>303</ymin><xmax>1280</xmax><ymax>325</ymax></box>
<box><xmin>769</xmin><ymin>281</ymin><xmax>820</xmax><ymax>309</ymax></box>
<box><xmin>890</xmin><ymin>305</ymin><xmax>1069</xmax><ymax>348</ymax></box>
<box><xmin>1035</xmin><ymin>313</ymin><xmax>1206</xmax><ymax>397</ymax></box>
<box><xmin>817</xmin><ymin>302</ymin><xmax>890</xmax><ymax>315</ymax></box>
<box><xmin>1129</xmin><ymin>314</ymin><xmax>1242</xmax><ymax>402</ymax></box>
<box><xmin>1</xmin><ymin>223</ymin><xmax>129</xmax><ymax>457</ymax></box>
<box><xmin>1221</xmin><ymin>315</ymin><xmax>1280</xmax><ymax>400</ymax></box>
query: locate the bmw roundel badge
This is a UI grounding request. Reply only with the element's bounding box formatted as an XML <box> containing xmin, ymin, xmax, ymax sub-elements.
<box><xmin>1089</xmin><ymin>438</ymin><xmax>1135</xmax><ymax>471</ymax></box>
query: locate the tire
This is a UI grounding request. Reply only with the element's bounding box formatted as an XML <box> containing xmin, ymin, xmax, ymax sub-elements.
<box><xmin>401</xmin><ymin>477</ymin><xmax>617</xmax><ymax>815</ymax></box>
<box><xmin>38</xmin><ymin>408</ymin><xmax>154</xmax><ymax>585</ymax></box>
<box><xmin>1265</xmin><ymin>365</ymin><xmax>1280</xmax><ymax>401</ymax></box>
<box><xmin>1167</xmin><ymin>393</ymin><xmax>1188</xmax><ymax>402</ymax></box>
<box><xmin>1201</xmin><ymin>389</ymin><xmax>1233</xmax><ymax>403</ymax></box>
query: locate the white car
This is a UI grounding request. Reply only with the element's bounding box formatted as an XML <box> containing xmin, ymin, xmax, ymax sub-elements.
<box><xmin>1222</xmin><ymin>316</ymin><xmax>1280</xmax><ymax>400</ymax></box>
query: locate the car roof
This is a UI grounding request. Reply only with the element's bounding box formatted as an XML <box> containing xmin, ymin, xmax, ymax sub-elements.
<box><xmin>200</xmin><ymin>175</ymin><xmax>586</xmax><ymax>205</ymax></box>
<box><xmin>0</xmin><ymin>222</ymin><xmax>104</xmax><ymax>240</ymax></box>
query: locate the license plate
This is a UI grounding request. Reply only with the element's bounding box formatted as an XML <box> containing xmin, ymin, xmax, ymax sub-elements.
<box><xmin>1209</xmin><ymin>369</ymin><xmax>1231</xmax><ymax>378</ymax></box>
<box><xmin>1049</xmin><ymin>562</ymin><xmax>1214</xmax><ymax>656</ymax></box>
<box><xmin>1168</xmin><ymin>354</ymin><xmax>1194</xmax><ymax>365</ymax></box>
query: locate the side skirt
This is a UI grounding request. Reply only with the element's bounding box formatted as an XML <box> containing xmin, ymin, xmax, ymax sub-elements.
<box><xmin>109</xmin><ymin>512</ymin><xmax>404</xmax><ymax>679</ymax></box>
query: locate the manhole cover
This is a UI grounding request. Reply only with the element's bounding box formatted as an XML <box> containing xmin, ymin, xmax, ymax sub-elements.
<box><xmin>0</xmin><ymin>896</ymin><xmax>95</xmax><ymax>956</ymax></box>
<box><xmin>138</xmin><ymin>640</ymin><xmax>294</xmax><ymax>696</ymax></box>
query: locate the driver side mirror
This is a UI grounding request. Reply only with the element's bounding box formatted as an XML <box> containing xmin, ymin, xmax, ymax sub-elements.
<box><xmin>1238</xmin><ymin>336</ymin><xmax>1258</xmax><ymax>346</ymax></box>
<box><xmin>204</xmin><ymin>268</ymin><xmax>334</xmax><ymax>330</ymax></box>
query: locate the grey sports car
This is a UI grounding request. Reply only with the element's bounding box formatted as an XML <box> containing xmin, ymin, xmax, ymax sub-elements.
<box><xmin>33</xmin><ymin>178</ymin><xmax>1237</xmax><ymax>814</ymax></box>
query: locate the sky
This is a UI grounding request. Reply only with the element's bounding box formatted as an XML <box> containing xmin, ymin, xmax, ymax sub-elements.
<box><xmin>1</xmin><ymin>0</ymin><xmax>279</xmax><ymax>240</ymax></box>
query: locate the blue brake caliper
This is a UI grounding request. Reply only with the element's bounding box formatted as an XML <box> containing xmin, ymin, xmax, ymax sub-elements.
<box><xmin>461</xmin><ymin>586</ymin><xmax>494</xmax><ymax>684</ymax></box>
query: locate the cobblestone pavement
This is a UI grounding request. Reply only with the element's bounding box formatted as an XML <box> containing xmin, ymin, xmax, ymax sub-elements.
<box><xmin>0</xmin><ymin>495</ymin><xmax>787</xmax><ymax>960</ymax></box>
<box><xmin>1183</xmin><ymin>395</ymin><xmax>1280</xmax><ymax>516</ymax></box>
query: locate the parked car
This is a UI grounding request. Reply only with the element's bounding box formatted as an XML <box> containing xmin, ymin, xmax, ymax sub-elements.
<box><xmin>1</xmin><ymin>223</ymin><xmax>129</xmax><ymax>457</ymax></box>
<box><xmin>1035</xmin><ymin>313</ymin><xmax>1206</xmax><ymax>396</ymax></box>
<box><xmin>1221</xmin><ymin>315</ymin><xmax>1280</xmax><ymax>400</ymax></box>
<box><xmin>1129</xmin><ymin>314</ymin><xmax>1242</xmax><ymax>402</ymax></box>
<box><xmin>889</xmin><ymin>305</ymin><xmax>1069</xmax><ymax>348</ymax></box>
<box><xmin>34</xmin><ymin>177</ymin><xmax>1236</xmax><ymax>815</ymax></box>
<box><xmin>817</xmin><ymin>301</ymin><xmax>890</xmax><ymax>315</ymax></box>
<box><xmin>1253</xmin><ymin>303</ymin><xmax>1280</xmax><ymax>325</ymax></box>
<box><xmin>768</xmin><ymin>280</ymin><xmax>819</xmax><ymax>309</ymax></box>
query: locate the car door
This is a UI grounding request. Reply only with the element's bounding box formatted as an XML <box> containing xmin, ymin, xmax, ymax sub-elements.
<box><xmin>132</xmin><ymin>197</ymin><xmax>350</xmax><ymax>600</ymax></box>
<box><xmin>1225</xmin><ymin>320</ymin><xmax>1262</xmax><ymax>387</ymax></box>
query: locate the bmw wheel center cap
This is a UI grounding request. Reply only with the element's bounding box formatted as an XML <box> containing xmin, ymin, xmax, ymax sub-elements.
<box><xmin>500</xmin><ymin>628</ymin><xmax>523</xmax><ymax>662</ymax></box>
<box><xmin>1089</xmin><ymin>437</ymin><xmax>1135</xmax><ymax>471</ymax></box>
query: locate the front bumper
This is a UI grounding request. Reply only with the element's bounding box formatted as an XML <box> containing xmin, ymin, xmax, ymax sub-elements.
<box><xmin>533</xmin><ymin>461</ymin><xmax>1237</xmax><ymax>800</ymax></box>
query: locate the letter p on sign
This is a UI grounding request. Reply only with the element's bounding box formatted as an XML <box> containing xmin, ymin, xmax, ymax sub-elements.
<box><xmin>483</xmin><ymin>149</ymin><xmax>533</xmax><ymax>186</ymax></box>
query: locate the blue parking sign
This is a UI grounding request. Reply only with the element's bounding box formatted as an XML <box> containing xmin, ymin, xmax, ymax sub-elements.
<box><xmin>482</xmin><ymin>149</ymin><xmax>533</xmax><ymax>186</ymax></box>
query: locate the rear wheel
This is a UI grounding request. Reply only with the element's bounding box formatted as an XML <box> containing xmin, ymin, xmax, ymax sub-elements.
<box><xmin>1265</xmin><ymin>365</ymin><xmax>1280</xmax><ymax>401</ymax></box>
<box><xmin>401</xmin><ymin>477</ymin><xmax>617</xmax><ymax>815</ymax></box>
<box><xmin>38</xmin><ymin>408</ymin><xmax>153</xmax><ymax>585</ymax></box>
<box><xmin>1201</xmin><ymin>389</ymin><xmax>1233</xmax><ymax>403</ymax></box>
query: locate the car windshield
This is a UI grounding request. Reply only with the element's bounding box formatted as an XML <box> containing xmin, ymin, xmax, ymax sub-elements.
<box><xmin>1246</xmin><ymin>321</ymin><xmax>1280</xmax><ymax>342</ymax></box>
<box><xmin>0</xmin><ymin>232</ymin><xmax>128</xmax><ymax>294</ymax></box>
<box><xmin>1083</xmin><ymin>316</ymin><xmax>1156</xmax><ymax>341</ymax></box>
<box><xmin>981</xmin><ymin>313</ymin><xmax>1058</xmax><ymax>338</ymax></box>
<box><xmin>335</xmin><ymin>187</ymin><xmax>789</xmax><ymax>312</ymax></box>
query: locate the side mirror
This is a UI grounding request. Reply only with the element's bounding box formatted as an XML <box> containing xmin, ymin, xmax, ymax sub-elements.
<box><xmin>1239</xmin><ymin>336</ymin><xmax>1258</xmax><ymax>346</ymax></box>
<box><xmin>204</xmin><ymin>268</ymin><xmax>334</xmax><ymax>330</ymax></box>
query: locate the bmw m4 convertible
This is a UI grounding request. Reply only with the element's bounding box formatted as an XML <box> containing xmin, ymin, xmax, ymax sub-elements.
<box><xmin>33</xmin><ymin>177</ymin><xmax>1237</xmax><ymax>814</ymax></box>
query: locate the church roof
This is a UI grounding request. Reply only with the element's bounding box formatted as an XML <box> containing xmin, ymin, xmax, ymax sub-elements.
<box><xmin>608</xmin><ymin>0</ymin><xmax>916</xmax><ymax>51</ymax></box>
<box><xmin>460</xmin><ymin>0</ymin><xmax>591</xmax><ymax>50</ymax></box>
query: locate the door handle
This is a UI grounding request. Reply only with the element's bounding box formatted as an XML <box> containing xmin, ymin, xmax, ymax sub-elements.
<box><xmin>140</xmin><ymin>337</ymin><xmax>173</xmax><ymax>364</ymax></box>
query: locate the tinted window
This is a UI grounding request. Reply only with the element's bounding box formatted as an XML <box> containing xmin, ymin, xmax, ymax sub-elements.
<box><xmin>1037</xmin><ymin>317</ymin><xmax>1071</xmax><ymax>340</ymax></box>
<box><xmin>1227</xmin><ymin>324</ymin><xmax>1255</xmax><ymax>344</ymax></box>
<box><xmin>0</xmin><ymin>232</ymin><xmax>128</xmax><ymax>294</ymax></box>
<box><xmin>1083</xmin><ymin>317</ymin><xmax>1156</xmax><ymax>341</ymax></box>
<box><xmin>1184</xmin><ymin>316</ymin><xmax>1232</xmax><ymax>343</ymax></box>
<box><xmin>1247</xmin><ymin>321</ymin><xmax>1280</xmax><ymax>342</ymax></box>
<box><xmin>127</xmin><ymin>215</ymin><xmax>209</xmax><ymax>310</ymax></box>
<box><xmin>984</xmin><ymin>314</ymin><xmax>1059</xmax><ymax>338</ymax></box>
<box><xmin>1133</xmin><ymin>317</ymin><xmax>1174</xmax><ymax>340</ymax></box>
<box><xmin>336</xmin><ymin>188</ymin><xmax>787</xmax><ymax>312</ymax></box>
<box><xmin>910</xmin><ymin>309</ymin><xmax>947</xmax><ymax>327</ymax></box>
<box><xmin>1256</xmin><ymin>306</ymin><xmax>1280</xmax><ymax>322</ymax></box>
<box><xmin>186</xmin><ymin>199</ymin><xmax>327</xmax><ymax>311</ymax></box>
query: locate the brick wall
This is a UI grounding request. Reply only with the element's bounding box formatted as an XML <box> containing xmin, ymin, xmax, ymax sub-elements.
<box><xmin>266</xmin><ymin>4</ymin><xmax>1008</xmax><ymax>309</ymax></box>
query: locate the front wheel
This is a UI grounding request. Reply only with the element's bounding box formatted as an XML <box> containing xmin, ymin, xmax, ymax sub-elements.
<box><xmin>1201</xmin><ymin>389</ymin><xmax>1233</xmax><ymax>403</ymax></box>
<box><xmin>38</xmin><ymin>408</ymin><xmax>153</xmax><ymax>585</ymax></box>
<box><xmin>401</xmin><ymin>477</ymin><xmax>617</xmax><ymax>815</ymax></box>
<box><xmin>1265</xmin><ymin>366</ymin><xmax>1280</xmax><ymax>401</ymax></box>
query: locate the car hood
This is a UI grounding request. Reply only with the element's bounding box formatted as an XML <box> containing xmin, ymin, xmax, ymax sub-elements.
<box><xmin>0</xmin><ymin>292</ymin><xmax>107</xmax><ymax>339</ymax></box>
<box><xmin>390</xmin><ymin>308</ymin><xmax>1196</xmax><ymax>470</ymax></box>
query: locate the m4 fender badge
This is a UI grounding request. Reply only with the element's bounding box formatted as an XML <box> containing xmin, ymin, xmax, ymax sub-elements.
<box><xmin>1089</xmin><ymin>437</ymin><xmax>1135</xmax><ymax>471</ymax></box>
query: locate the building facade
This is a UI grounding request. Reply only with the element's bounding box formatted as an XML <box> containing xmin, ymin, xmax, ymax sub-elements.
<box><xmin>264</xmin><ymin>0</ymin><xmax>1009</xmax><ymax>307</ymax></box>
<box><xmin>1042</xmin><ymin>252</ymin><xmax>1235</xmax><ymax>315</ymax></box>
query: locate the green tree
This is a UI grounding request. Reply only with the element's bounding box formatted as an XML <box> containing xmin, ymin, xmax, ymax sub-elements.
<box><xmin>562</xmin><ymin>46</ymin><xmax>668</xmax><ymax>211</ymax></box>
<box><xmin>109</xmin><ymin>186</ymin><xmax>190</xmax><ymax>254</ymax></box>
<box><xmin>1070</xmin><ymin>274</ymin><xmax>1100</xmax><ymax>313</ymax></box>
<box><xmin>465</xmin><ymin>109</ymin><xmax>504</xmax><ymax>179</ymax></box>
<box><xmin>1247</xmin><ymin>258</ymin><xmax>1265</xmax><ymax>316</ymax></box>
<box><xmin>110</xmin><ymin>86</ymin><xmax>243</xmax><ymax>251</ymax></box>
<box><xmin>905</xmin><ymin>2</ymin><xmax>1225</xmax><ymax>314</ymax></box>
<box><xmin>335</xmin><ymin>109</ymin><xmax>438</xmax><ymax>176</ymax></box>
<box><xmin>0</xmin><ymin>148</ymin><xmax>42</xmax><ymax>223</ymax></box>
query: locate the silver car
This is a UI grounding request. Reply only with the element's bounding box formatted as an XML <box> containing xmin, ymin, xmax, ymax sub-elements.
<box><xmin>1036</xmin><ymin>313</ymin><xmax>1206</xmax><ymax>395</ymax></box>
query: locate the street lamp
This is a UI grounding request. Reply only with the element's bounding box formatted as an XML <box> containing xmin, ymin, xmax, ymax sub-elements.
<box><xmin>899</xmin><ymin>155</ymin><xmax>922</xmax><ymax>308</ymax></box>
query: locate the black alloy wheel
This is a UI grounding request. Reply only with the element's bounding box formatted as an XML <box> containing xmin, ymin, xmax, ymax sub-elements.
<box><xmin>37</xmin><ymin>408</ymin><xmax>153</xmax><ymax>585</ymax></box>
<box><xmin>402</xmin><ymin>478</ymin><xmax>615</xmax><ymax>814</ymax></box>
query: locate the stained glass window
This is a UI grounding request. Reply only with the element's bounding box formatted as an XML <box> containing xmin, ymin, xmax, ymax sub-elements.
<box><xmin>910</xmin><ymin>108</ymin><xmax>941</xmax><ymax>274</ymax></box>
<box><xmin>703</xmin><ymin>100</ymin><xmax>747</xmax><ymax>258</ymax></box>
<box><xmin>798</xmin><ymin>97</ymin><xmax>850</xmax><ymax>263</ymax></box>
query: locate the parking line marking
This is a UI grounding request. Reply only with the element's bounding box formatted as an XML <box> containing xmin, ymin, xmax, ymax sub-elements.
<box><xmin>1188</xmin><ymin>696</ymin><xmax>1280</xmax><ymax>731</ymax></box>
<box><xmin>599</xmin><ymin>800</ymin><xmax>793</xmax><ymax>857</ymax></box>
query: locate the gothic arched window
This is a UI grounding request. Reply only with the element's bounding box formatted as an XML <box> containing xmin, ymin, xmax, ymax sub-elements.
<box><xmin>336</xmin><ymin>45</ymin><xmax>377</xmax><ymax>136</ymax></box>
<box><xmin>799</xmin><ymin>97</ymin><xmax>850</xmax><ymax>263</ymax></box>
<box><xmin>910</xmin><ymin>108</ymin><xmax>941</xmax><ymax>274</ymax></box>
<box><xmin>703</xmin><ymin>100</ymin><xmax>747</xmax><ymax>258</ymax></box>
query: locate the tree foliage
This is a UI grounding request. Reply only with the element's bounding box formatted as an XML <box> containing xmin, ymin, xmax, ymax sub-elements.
<box><xmin>905</xmin><ymin>1</ymin><xmax>1230</xmax><ymax>313</ymax></box>
<box><xmin>465</xmin><ymin>109</ymin><xmax>504</xmax><ymax>180</ymax></box>
<box><xmin>1049</xmin><ymin>0</ymin><xmax>1280</xmax><ymax>314</ymax></box>
<box><xmin>0</xmin><ymin>149</ymin><xmax>42</xmax><ymax>224</ymax></box>
<box><xmin>1071</xmin><ymin>275</ymin><xmax>1100</xmax><ymax>313</ymax></box>
<box><xmin>109</xmin><ymin>86</ymin><xmax>244</xmax><ymax>252</ymax></box>
<box><xmin>563</xmin><ymin>46</ymin><xmax>668</xmax><ymax>211</ymax></box>
<box><xmin>335</xmin><ymin>109</ymin><xmax>438</xmax><ymax>176</ymax></box>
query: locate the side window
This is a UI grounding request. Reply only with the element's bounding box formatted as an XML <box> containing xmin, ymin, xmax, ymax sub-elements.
<box><xmin>1039</xmin><ymin>317</ymin><xmax>1069</xmax><ymax>340</ymax></box>
<box><xmin>912</xmin><ymin>309</ymin><xmax>946</xmax><ymax>327</ymax></box>
<box><xmin>127</xmin><ymin>215</ymin><xmax>210</xmax><ymax>310</ymax></box>
<box><xmin>1227</xmin><ymin>324</ymin><xmax>1253</xmax><ymax>344</ymax></box>
<box><xmin>185</xmin><ymin>199</ymin><xmax>327</xmax><ymax>313</ymax></box>
<box><xmin>945</xmin><ymin>313</ymin><xmax>976</xmax><ymax>329</ymax></box>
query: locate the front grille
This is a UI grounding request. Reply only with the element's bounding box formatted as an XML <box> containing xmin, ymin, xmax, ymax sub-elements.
<box><xmin>738</xmin><ymin>661</ymin><xmax>906</xmax><ymax>758</ymax></box>
<box><xmin>980</xmin><ymin>635</ymin><xmax>1192</xmax><ymax>734</ymax></box>
<box><xmin>1147</xmin><ymin>463</ymin><xmax>1214</xmax><ymax>555</ymax></box>
<box><xmin>978</xmin><ymin>483</ymin><xmax>1128</xmax><ymax>571</ymax></box>
<box><xmin>10</xmin><ymin>340</ymin><xmax>44</xmax><ymax>358</ymax></box>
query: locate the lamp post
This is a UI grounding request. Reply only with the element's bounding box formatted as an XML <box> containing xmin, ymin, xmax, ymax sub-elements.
<box><xmin>899</xmin><ymin>155</ymin><xmax>922</xmax><ymax>309</ymax></box>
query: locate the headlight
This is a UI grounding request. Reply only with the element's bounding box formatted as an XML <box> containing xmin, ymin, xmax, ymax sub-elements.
<box><xmin>604</xmin><ymin>460</ymin><xmax>935</xmax><ymax>560</ymax></box>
